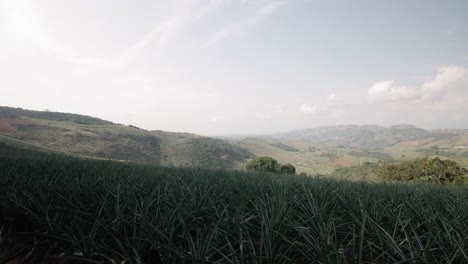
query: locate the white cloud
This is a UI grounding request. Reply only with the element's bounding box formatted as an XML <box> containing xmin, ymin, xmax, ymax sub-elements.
<box><xmin>207</xmin><ymin>0</ymin><xmax>286</xmax><ymax>44</ymax></box>
<box><xmin>299</xmin><ymin>104</ymin><xmax>317</xmax><ymax>114</ymax></box>
<box><xmin>368</xmin><ymin>81</ymin><xmax>416</xmax><ymax>102</ymax></box>
<box><xmin>368</xmin><ymin>66</ymin><xmax>467</xmax><ymax>103</ymax></box>
<box><xmin>327</xmin><ymin>93</ymin><xmax>337</xmax><ymax>103</ymax></box>
<box><xmin>421</xmin><ymin>66</ymin><xmax>466</xmax><ymax>99</ymax></box>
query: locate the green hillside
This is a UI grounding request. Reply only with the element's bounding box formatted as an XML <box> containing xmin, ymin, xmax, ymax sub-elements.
<box><xmin>163</xmin><ymin>137</ymin><xmax>254</xmax><ymax>169</ymax></box>
<box><xmin>0</xmin><ymin>106</ymin><xmax>253</xmax><ymax>169</ymax></box>
<box><xmin>267</xmin><ymin>124</ymin><xmax>432</xmax><ymax>148</ymax></box>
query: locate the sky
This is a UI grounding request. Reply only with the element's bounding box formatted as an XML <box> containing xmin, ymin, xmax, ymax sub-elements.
<box><xmin>1</xmin><ymin>0</ymin><xmax>468</xmax><ymax>135</ymax></box>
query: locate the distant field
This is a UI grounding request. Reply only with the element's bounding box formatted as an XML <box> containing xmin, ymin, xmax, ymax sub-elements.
<box><xmin>239</xmin><ymin>139</ymin><xmax>468</xmax><ymax>175</ymax></box>
<box><xmin>1</xmin><ymin>156</ymin><xmax>467</xmax><ymax>263</ymax></box>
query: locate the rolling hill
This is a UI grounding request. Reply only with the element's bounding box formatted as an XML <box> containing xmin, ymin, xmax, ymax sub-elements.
<box><xmin>264</xmin><ymin>124</ymin><xmax>434</xmax><ymax>148</ymax></box>
<box><xmin>0</xmin><ymin>106</ymin><xmax>254</xmax><ymax>169</ymax></box>
<box><xmin>225</xmin><ymin>125</ymin><xmax>468</xmax><ymax>174</ymax></box>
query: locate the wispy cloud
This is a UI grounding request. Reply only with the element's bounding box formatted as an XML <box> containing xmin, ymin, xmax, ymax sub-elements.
<box><xmin>207</xmin><ymin>0</ymin><xmax>286</xmax><ymax>45</ymax></box>
<box><xmin>193</xmin><ymin>0</ymin><xmax>227</xmax><ymax>20</ymax></box>
<box><xmin>119</xmin><ymin>19</ymin><xmax>185</xmax><ymax>64</ymax></box>
<box><xmin>2</xmin><ymin>0</ymin><xmax>227</xmax><ymax>69</ymax></box>
<box><xmin>118</xmin><ymin>0</ymin><xmax>230</xmax><ymax>64</ymax></box>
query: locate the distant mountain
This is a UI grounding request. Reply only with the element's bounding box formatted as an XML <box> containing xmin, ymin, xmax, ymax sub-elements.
<box><xmin>0</xmin><ymin>106</ymin><xmax>253</xmax><ymax>169</ymax></box>
<box><xmin>264</xmin><ymin>125</ymin><xmax>430</xmax><ymax>148</ymax></box>
<box><xmin>431</xmin><ymin>128</ymin><xmax>468</xmax><ymax>135</ymax></box>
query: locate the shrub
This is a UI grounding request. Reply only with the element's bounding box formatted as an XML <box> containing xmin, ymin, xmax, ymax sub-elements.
<box><xmin>279</xmin><ymin>164</ymin><xmax>296</xmax><ymax>174</ymax></box>
<box><xmin>246</xmin><ymin>157</ymin><xmax>280</xmax><ymax>172</ymax></box>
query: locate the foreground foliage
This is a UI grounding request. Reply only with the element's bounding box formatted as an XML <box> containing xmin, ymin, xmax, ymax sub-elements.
<box><xmin>0</xmin><ymin>157</ymin><xmax>467</xmax><ymax>263</ymax></box>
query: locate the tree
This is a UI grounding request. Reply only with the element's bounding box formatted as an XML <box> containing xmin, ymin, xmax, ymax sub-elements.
<box><xmin>246</xmin><ymin>157</ymin><xmax>280</xmax><ymax>173</ymax></box>
<box><xmin>279</xmin><ymin>164</ymin><xmax>296</xmax><ymax>174</ymax></box>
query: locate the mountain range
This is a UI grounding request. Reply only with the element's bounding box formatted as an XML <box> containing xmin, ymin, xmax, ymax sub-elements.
<box><xmin>261</xmin><ymin>124</ymin><xmax>468</xmax><ymax>149</ymax></box>
<box><xmin>1</xmin><ymin>106</ymin><xmax>467</xmax><ymax>173</ymax></box>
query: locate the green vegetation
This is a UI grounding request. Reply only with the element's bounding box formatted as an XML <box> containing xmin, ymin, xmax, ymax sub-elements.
<box><xmin>4</xmin><ymin>106</ymin><xmax>468</xmax><ymax>174</ymax></box>
<box><xmin>375</xmin><ymin>157</ymin><xmax>468</xmax><ymax>183</ymax></box>
<box><xmin>416</xmin><ymin>147</ymin><xmax>468</xmax><ymax>159</ymax></box>
<box><xmin>1</xmin><ymin>156</ymin><xmax>467</xmax><ymax>263</ymax></box>
<box><xmin>169</xmin><ymin>138</ymin><xmax>254</xmax><ymax>169</ymax></box>
<box><xmin>236</xmin><ymin>125</ymin><xmax>468</xmax><ymax>175</ymax></box>
<box><xmin>0</xmin><ymin>106</ymin><xmax>253</xmax><ymax>170</ymax></box>
<box><xmin>269</xmin><ymin>142</ymin><xmax>298</xmax><ymax>152</ymax></box>
<box><xmin>245</xmin><ymin>157</ymin><xmax>296</xmax><ymax>174</ymax></box>
<box><xmin>333</xmin><ymin>161</ymin><xmax>379</xmax><ymax>181</ymax></box>
<box><xmin>334</xmin><ymin>158</ymin><xmax>468</xmax><ymax>184</ymax></box>
<box><xmin>348</xmin><ymin>150</ymin><xmax>393</xmax><ymax>161</ymax></box>
<box><xmin>279</xmin><ymin>163</ymin><xmax>296</xmax><ymax>174</ymax></box>
<box><xmin>246</xmin><ymin>156</ymin><xmax>280</xmax><ymax>172</ymax></box>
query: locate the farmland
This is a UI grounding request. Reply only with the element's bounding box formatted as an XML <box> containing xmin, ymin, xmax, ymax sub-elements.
<box><xmin>1</xmin><ymin>156</ymin><xmax>467</xmax><ymax>263</ymax></box>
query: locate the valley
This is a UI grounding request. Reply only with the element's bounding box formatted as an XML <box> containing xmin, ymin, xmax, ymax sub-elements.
<box><xmin>2</xmin><ymin>106</ymin><xmax>468</xmax><ymax>176</ymax></box>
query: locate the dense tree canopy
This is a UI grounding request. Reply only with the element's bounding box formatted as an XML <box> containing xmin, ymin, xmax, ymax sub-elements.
<box><xmin>279</xmin><ymin>164</ymin><xmax>296</xmax><ymax>174</ymax></box>
<box><xmin>246</xmin><ymin>157</ymin><xmax>280</xmax><ymax>173</ymax></box>
<box><xmin>246</xmin><ymin>157</ymin><xmax>297</xmax><ymax>175</ymax></box>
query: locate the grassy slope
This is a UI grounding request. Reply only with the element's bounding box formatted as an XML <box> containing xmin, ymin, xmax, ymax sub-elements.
<box><xmin>0</xmin><ymin>106</ymin><xmax>253</xmax><ymax>169</ymax></box>
<box><xmin>0</xmin><ymin>156</ymin><xmax>466</xmax><ymax>263</ymax></box>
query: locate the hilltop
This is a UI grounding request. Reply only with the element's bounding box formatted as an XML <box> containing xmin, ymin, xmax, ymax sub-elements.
<box><xmin>0</xmin><ymin>106</ymin><xmax>253</xmax><ymax>169</ymax></box>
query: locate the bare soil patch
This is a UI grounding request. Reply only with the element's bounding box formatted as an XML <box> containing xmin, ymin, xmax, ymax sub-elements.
<box><xmin>0</xmin><ymin>118</ymin><xmax>37</xmax><ymax>134</ymax></box>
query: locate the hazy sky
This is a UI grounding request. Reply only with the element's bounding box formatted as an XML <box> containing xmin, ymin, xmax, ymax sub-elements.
<box><xmin>1</xmin><ymin>0</ymin><xmax>468</xmax><ymax>135</ymax></box>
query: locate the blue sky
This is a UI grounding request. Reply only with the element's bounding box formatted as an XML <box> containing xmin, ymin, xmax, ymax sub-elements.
<box><xmin>1</xmin><ymin>0</ymin><xmax>468</xmax><ymax>134</ymax></box>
